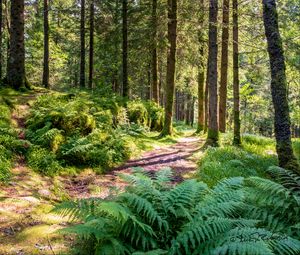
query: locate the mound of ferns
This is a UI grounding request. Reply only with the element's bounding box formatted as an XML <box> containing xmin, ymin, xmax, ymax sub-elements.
<box><xmin>54</xmin><ymin>167</ymin><xmax>300</xmax><ymax>255</ymax></box>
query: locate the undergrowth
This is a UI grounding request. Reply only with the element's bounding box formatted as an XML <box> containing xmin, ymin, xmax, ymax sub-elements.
<box><xmin>54</xmin><ymin>168</ymin><xmax>300</xmax><ymax>254</ymax></box>
<box><xmin>25</xmin><ymin>92</ymin><xmax>165</xmax><ymax>175</ymax></box>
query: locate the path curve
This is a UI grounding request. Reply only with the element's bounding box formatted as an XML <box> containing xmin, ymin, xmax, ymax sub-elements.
<box><xmin>65</xmin><ymin>136</ymin><xmax>204</xmax><ymax>198</ymax></box>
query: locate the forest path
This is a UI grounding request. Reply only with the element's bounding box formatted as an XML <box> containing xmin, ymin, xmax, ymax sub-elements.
<box><xmin>64</xmin><ymin>135</ymin><xmax>205</xmax><ymax>199</ymax></box>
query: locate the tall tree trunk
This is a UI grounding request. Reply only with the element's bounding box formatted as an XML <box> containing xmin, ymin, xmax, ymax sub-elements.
<box><xmin>196</xmin><ymin>0</ymin><xmax>205</xmax><ymax>133</ymax></box>
<box><xmin>0</xmin><ymin>0</ymin><xmax>3</xmax><ymax>79</ymax></box>
<box><xmin>204</xmin><ymin>60</ymin><xmax>209</xmax><ymax>132</ymax></box>
<box><xmin>4</xmin><ymin>0</ymin><xmax>10</xmax><ymax>75</ymax></box>
<box><xmin>88</xmin><ymin>0</ymin><xmax>94</xmax><ymax>89</ymax></box>
<box><xmin>206</xmin><ymin>0</ymin><xmax>219</xmax><ymax>146</ymax></box>
<box><xmin>122</xmin><ymin>0</ymin><xmax>128</xmax><ymax>97</ymax></box>
<box><xmin>151</xmin><ymin>0</ymin><xmax>159</xmax><ymax>103</ymax></box>
<box><xmin>8</xmin><ymin>0</ymin><xmax>25</xmax><ymax>89</ymax></box>
<box><xmin>263</xmin><ymin>0</ymin><xmax>299</xmax><ymax>173</ymax></box>
<box><xmin>42</xmin><ymin>0</ymin><xmax>49</xmax><ymax>88</ymax></box>
<box><xmin>80</xmin><ymin>0</ymin><xmax>85</xmax><ymax>88</ymax></box>
<box><xmin>219</xmin><ymin>0</ymin><xmax>229</xmax><ymax>133</ymax></box>
<box><xmin>232</xmin><ymin>0</ymin><xmax>241</xmax><ymax>145</ymax></box>
<box><xmin>160</xmin><ymin>0</ymin><xmax>177</xmax><ymax>136</ymax></box>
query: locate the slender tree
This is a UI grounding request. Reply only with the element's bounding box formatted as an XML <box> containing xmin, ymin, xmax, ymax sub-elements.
<box><xmin>232</xmin><ymin>0</ymin><xmax>241</xmax><ymax>145</ymax></box>
<box><xmin>4</xmin><ymin>0</ymin><xmax>10</xmax><ymax>75</ymax></box>
<box><xmin>206</xmin><ymin>0</ymin><xmax>219</xmax><ymax>146</ymax></box>
<box><xmin>160</xmin><ymin>0</ymin><xmax>177</xmax><ymax>136</ymax></box>
<box><xmin>151</xmin><ymin>0</ymin><xmax>159</xmax><ymax>103</ymax></box>
<box><xmin>42</xmin><ymin>0</ymin><xmax>49</xmax><ymax>88</ymax></box>
<box><xmin>219</xmin><ymin>0</ymin><xmax>229</xmax><ymax>133</ymax></box>
<box><xmin>88</xmin><ymin>0</ymin><xmax>94</xmax><ymax>89</ymax></box>
<box><xmin>80</xmin><ymin>0</ymin><xmax>85</xmax><ymax>88</ymax></box>
<box><xmin>0</xmin><ymin>0</ymin><xmax>3</xmax><ymax>79</ymax></box>
<box><xmin>196</xmin><ymin>0</ymin><xmax>205</xmax><ymax>133</ymax></box>
<box><xmin>122</xmin><ymin>0</ymin><xmax>128</xmax><ymax>97</ymax></box>
<box><xmin>7</xmin><ymin>0</ymin><xmax>25</xmax><ymax>89</ymax></box>
<box><xmin>262</xmin><ymin>0</ymin><xmax>300</xmax><ymax>173</ymax></box>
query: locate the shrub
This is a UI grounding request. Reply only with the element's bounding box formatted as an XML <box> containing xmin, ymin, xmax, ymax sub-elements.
<box><xmin>58</xmin><ymin>129</ymin><xmax>131</xmax><ymax>170</ymax></box>
<box><xmin>27</xmin><ymin>146</ymin><xmax>62</xmax><ymax>176</ymax></box>
<box><xmin>127</xmin><ymin>101</ymin><xmax>149</xmax><ymax>127</ymax></box>
<box><xmin>55</xmin><ymin>169</ymin><xmax>300</xmax><ymax>255</ymax></box>
<box><xmin>145</xmin><ymin>101</ymin><xmax>164</xmax><ymax>131</ymax></box>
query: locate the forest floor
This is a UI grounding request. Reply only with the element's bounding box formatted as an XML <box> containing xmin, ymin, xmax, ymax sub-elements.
<box><xmin>0</xmin><ymin>92</ymin><xmax>205</xmax><ymax>255</ymax></box>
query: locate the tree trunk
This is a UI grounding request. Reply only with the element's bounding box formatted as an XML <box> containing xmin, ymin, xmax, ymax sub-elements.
<box><xmin>4</xmin><ymin>0</ymin><xmax>10</xmax><ymax>75</ymax></box>
<box><xmin>196</xmin><ymin>0</ymin><xmax>205</xmax><ymax>133</ymax></box>
<box><xmin>263</xmin><ymin>0</ymin><xmax>299</xmax><ymax>173</ymax></box>
<box><xmin>42</xmin><ymin>0</ymin><xmax>49</xmax><ymax>88</ymax></box>
<box><xmin>80</xmin><ymin>0</ymin><xmax>85</xmax><ymax>88</ymax></box>
<box><xmin>151</xmin><ymin>0</ymin><xmax>159</xmax><ymax>104</ymax></box>
<box><xmin>0</xmin><ymin>0</ymin><xmax>3</xmax><ymax>79</ymax></box>
<box><xmin>232</xmin><ymin>0</ymin><xmax>241</xmax><ymax>145</ymax></box>
<box><xmin>206</xmin><ymin>0</ymin><xmax>219</xmax><ymax>146</ymax></box>
<box><xmin>219</xmin><ymin>0</ymin><xmax>229</xmax><ymax>133</ymax></box>
<box><xmin>8</xmin><ymin>0</ymin><xmax>25</xmax><ymax>89</ymax></box>
<box><xmin>160</xmin><ymin>0</ymin><xmax>177</xmax><ymax>136</ymax></box>
<box><xmin>88</xmin><ymin>0</ymin><xmax>94</xmax><ymax>89</ymax></box>
<box><xmin>122</xmin><ymin>0</ymin><xmax>128</xmax><ymax>97</ymax></box>
<box><xmin>204</xmin><ymin>60</ymin><xmax>209</xmax><ymax>132</ymax></box>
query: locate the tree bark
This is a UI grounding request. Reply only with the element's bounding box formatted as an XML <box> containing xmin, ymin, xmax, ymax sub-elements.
<box><xmin>219</xmin><ymin>0</ymin><xmax>229</xmax><ymax>133</ymax></box>
<box><xmin>204</xmin><ymin>59</ymin><xmax>209</xmax><ymax>132</ymax></box>
<box><xmin>80</xmin><ymin>0</ymin><xmax>86</xmax><ymax>88</ymax></box>
<box><xmin>196</xmin><ymin>0</ymin><xmax>205</xmax><ymax>133</ymax></box>
<box><xmin>8</xmin><ymin>0</ymin><xmax>25</xmax><ymax>89</ymax></box>
<box><xmin>122</xmin><ymin>0</ymin><xmax>128</xmax><ymax>97</ymax></box>
<box><xmin>88</xmin><ymin>0</ymin><xmax>94</xmax><ymax>89</ymax></box>
<box><xmin>262</xmin><ymin>0</ymin><xmax>299</xmax><ymax>173</ymax></box>
<box><xmin>42</xmin><ymin>0</ymin><xmax>49</xmax><ymax>88</ymax></box>
<box><xmin>0</xmin><ymin>0</ymin><xmax>3</xmax><ymax>79</ymax></box>
<box><xmin>232</xmin><ymin>0</ymin><xmax>241</xmax><ymax>145</ymax></box>
<box><xmin>160</xmin><ymin>0</ymin><xmax>177</xmax><ymax>136</ymax></box>
<box><xmin>4</xmin><ymin>0</ymin><xmax>10</xmax><ymax>75</ymax></box>
<box><xmin>206</xmin><ymin>0</ymin><xmax>219</xmax><ymax>146</ymax></box>
<box><xmin>151</xmin><ymin>0</ymin><xmax>159</xmax><ymax>104</ymax></box>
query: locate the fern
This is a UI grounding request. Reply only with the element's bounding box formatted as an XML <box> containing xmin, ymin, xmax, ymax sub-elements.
<box><xmin>55</xmin><ymin>169</ymin><xmax>300</xmax><ymax>255</ymax></box>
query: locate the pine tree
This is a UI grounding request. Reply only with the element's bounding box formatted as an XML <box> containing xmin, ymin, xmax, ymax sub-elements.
<box><xmin>88</xmin><ymin>0</ymin><xmax>94</xmax><ymax>89</ymax></box>
<box><xmin>42</xmin><ymin>0</ymin><xmax>49</xmax><ymax>88</ymax></box>
<box><xmin>80</xmin><ymin>0</ymin><xmax>86</xmax><ymax>88</ymax></box>
<box><xmin>262</xmin><ymin>0</ymin><xmax>300</xmax><ymax>173</ymax></box>
<box><xmin>206</xmin><ymin>0</ymin><xmax>219</xmax><ymax>146</ymax></box>
<box><xmin>122</xmin><ymin>0</ymin><xmax>128</xmax><ymax>97</ymax></box>
<box><xmin>160</xmin><ymin>0</ymin><xmax>177</xmax><ymax>136</ymax></box>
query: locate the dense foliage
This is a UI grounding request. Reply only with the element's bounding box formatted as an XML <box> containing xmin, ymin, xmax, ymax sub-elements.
<box><xmin>55</xmin><ymin>168</ymin><xmax>300</xmax><ymax>255</ymax></box>
<box><xmin>24</xmin><ymin>92</ymin><xmax>164</xmax><ymax>175</ymax></box>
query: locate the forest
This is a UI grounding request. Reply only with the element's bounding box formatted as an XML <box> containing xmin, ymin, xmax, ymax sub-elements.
<box><xmin>0</xmin><ymin>0</ymin><xmax>299</xmax><ymax>254</ymax></box>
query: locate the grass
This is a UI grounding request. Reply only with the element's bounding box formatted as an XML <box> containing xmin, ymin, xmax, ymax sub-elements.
<box><xmin>197</xmin><ymin>133</ymin><xmax>279</xmax><ymax>187</ymax></box>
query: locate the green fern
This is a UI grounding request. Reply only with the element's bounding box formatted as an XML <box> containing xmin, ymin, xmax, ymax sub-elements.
<box><xmin>55</xmin><ymin>169</ymin><xmax>300</xmax><ymax>255</ymax></box>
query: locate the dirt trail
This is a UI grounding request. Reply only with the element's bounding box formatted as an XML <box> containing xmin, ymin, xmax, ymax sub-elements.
<box><xmin>65</xmin><ymin>136</ymin><xmax>204</xmax><ymax>199</ymax></box>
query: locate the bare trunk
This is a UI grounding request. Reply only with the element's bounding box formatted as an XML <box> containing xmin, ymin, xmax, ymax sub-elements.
<box><xmin>8</xmin><ymin>0</ymin><xmax>25</xmax><ymax>89</ymax></box>
<box><xmin>263</xmin><ymin>0</ymin><xmax>299</xmax><ymax>173</ymax></box>
<box><xmin>151</xmin><ymin>0</ymin><xmax>159</xmax><ymax>103</ymax></box>
<box><xmin>42</xmin><ymin>0</ymin><xmax>49</xmax><ymax>88</ymax></box>
<box><xmin>232</xmin><ymin>0</ymin><xmax>241</xmax><ymax>145</ymax></box>
<box><xmin>80</xmin><ymin>0</ymin><xmax>85</xmax><ymax>88</ymax></box>
<box><xmin>160</xmin><ymin>0</ymin><xmax>177</xmax><ymax>136</ymax></box>
<box><xmin>88</xmin><ymin>0</ymin><xmax>94</xmax><ymax>89</ymax></box>
<box><xmin>0</xmin><ymin>0</ymin><xmax>3</xmax><ymax>79</ymax></box>
<box><xmin>197</xmin><ymin>0</ymin><xmax>205</xmax><ymax>133</ymax></box>
<box><xmin>206</xmin><ymin>0</ymin><xmax>219</xmax><ymax>146</ymax></box>
<box><xmin>219</xmin><ymin>0</ymin><xmax>229</xmax><ymax>133</ymax></box>
<box><xmin>122</xmin><ymin>0</ymin><xmax>128</xmax><ymax>97</ymax></box>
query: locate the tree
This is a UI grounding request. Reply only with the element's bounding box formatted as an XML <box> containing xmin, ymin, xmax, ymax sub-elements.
<box><xmin>42</xmin><ymin>0</ymin><xmax>49</xmax><ymax>88</ymax></box>
<box><xmin>88</xmin><ymin>0</ymin><xmax>94</xmax><ymax>89</ymax></box>
<box><xmin>80</xmin><ymin>0</ymin><xmax>85</xmax><ymax>88</ymax></box>
<box><xmin>151</xmin><ymin>0</ymin><xmax>159</xmax><ymax>103</ymax></box>
<box><xmin>160</xmin><ymin>0</ymin><xmax>177</xmax><ymax>136</ymax></box>
<box><xmin>0</xmin><ymin>0</ymin><xmax>3</xmax><ymax>79</ymax></box>
<box><xmin>206</xmin><ymin>0</ymin><xmax>219</xmax><ymax>146</ymax></box>
<box><xmin>122</xmin><ymin>0</ymin><xmax>128</xmax><ymax>97</ymax></box>
<box><xmin>7</xmin><ymin>0</ymin><xmax>25</xmax><ymax>89</ymax></box>
<box><xmin>232</xmin><ymin>0</ymin><xmax>241</xmax><ymax>145</ymax></box>
<box><xmin>219</xmin><ymin>0</ymin><xmax>229</xmax><ymax>133</ymax></box>
<box><xmin>262</xmin><ymin>0</ymin><xmax>299</xmax><ymax>173</ymax></box>
<box><xmin>196</xmin><ymin>0</ymin><xmax>205</xmax><ymax>133</ymax></box>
